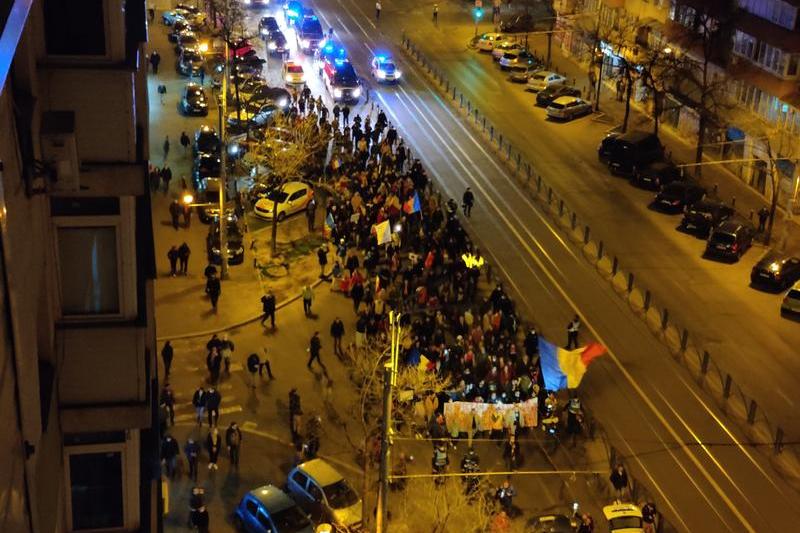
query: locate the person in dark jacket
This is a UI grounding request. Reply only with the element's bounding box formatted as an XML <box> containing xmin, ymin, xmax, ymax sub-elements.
<box><xmin>184</xmin><ymin>437</ymin><xmax>200</xmax><ymax>481</ymax></box>
<box><xmin>169</xmin><ymin>200</ymin><xmax>181</xmax><ymax>230</ymax></box>
<box><xmin>207</xmin><ymin>347</ymin><xmax>222</xmax><ymax>384</ymax></box>
<box><xmin>206</xmin><ymin>272</ymin><xmax>221</xmax><ymax>310</ymax></box>
<box><xmin>205</xmin><ymin>386</ymin><xmax>221</xmax><ymax>427</ymax></box>
<box><xmin>260</xmin><ymin>291</ymin><xmax>276</xmax><ymax>328</ymax></box>
<box><xmin>307</xmin><ymin>332</ymin><xmax>325</xmax><ymax>371</ymax></box>
<box><xmin>161</xmin><ymin>383</ymin><xmax>175</xmax><ymax>426</ymax></box>
<box><xmin>161</xmin><ymin>341</ymin><xmax>174</xmax><ymax>377</ymax></box>
<box><xmin>246</xmin><ymin>352</ymin><xmax>261</xmax><ymax>387</ymax></box>
<box><xmin>226</xmin><ymin>422</ymin><xmax>243</xmax><ymax>467</ymax></box>
<box><xmin>317</xmin><ymin>243</ymin><xmax>328</xmax><ymax>278</ymax></box>
<box><xmin>330</xmin><ymin>317</ymin><xmax>345</xmax><ymax>358</ymax></box>
<box><xmin>462</xmin><ymin>187</ymin><xmax>474</xmax><ymax>217</ymax></box>
<box><xmin>149</xmin><ymin>50</ymin><xmax>161</xmax><ymax>74</ymax></box>
<box><xmin>192</xmin><ymin>386</ymin><xmax>205</xmax><ymax>426</ymax></box>
<box><xmin>178</xmin><ymin>242</ymin><xmax>191</xmax><ymax>274</ymax></box>
<box><xmin>610</xmin><ymin>463</ymin><xmax>629</xmax><ymax>501</ymax></box>
<box><xmin>167</xmin><ymin>246</ymin><xmax>179</xmax><ymax>276</ymax></box>
<box><xmin>161</xmin><ymin>434</ymin><xmax>180</xmax><ymax>478</ymax></box>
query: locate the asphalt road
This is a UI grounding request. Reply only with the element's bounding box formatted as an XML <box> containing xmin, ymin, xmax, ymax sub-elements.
<box><xmin>227</xmin><ymin>1</ymin><xmax>800</xmax><ymax>531</ymax></box>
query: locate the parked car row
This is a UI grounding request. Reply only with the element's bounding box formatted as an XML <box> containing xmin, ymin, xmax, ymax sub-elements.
<box><xmin>233</xmin><ymin>459</ymin><xmax>363</xmax><ymax>532</ymax></box>
<box><xmin>476</xmin><ymin>32</ymin><xmax>591</xmax><ymax>122</ymax></box>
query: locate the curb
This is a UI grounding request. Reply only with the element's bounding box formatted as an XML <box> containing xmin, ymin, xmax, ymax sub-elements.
<box><xmin>155</xmin><ymin>277</ymin><xmax>326</xmax><ymax>342</ymax></box>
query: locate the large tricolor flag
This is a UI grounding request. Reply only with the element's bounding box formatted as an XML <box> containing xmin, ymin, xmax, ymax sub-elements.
<box><xmin>538</xmin><ymin>338</ymin><xmax>607</xmax><ymax>390</ymax></box>
<box><xmin>403</xmin><ymin>191</ymin><xmax>421</xmax><ymax>215</ymax></box>
<box><xmin>324</xmin><ymin>212</ymin><xmax>335</xmax><ymax>238</ymax></box>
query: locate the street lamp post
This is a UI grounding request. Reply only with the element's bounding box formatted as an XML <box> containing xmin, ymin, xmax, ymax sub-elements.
<box><xmin>217</xmin><ymin>40</ymin><xmax>230</xmax><ymax>279</ymax></box>
<box><xmin>375</xmin><ymin>311</ymin><xmax>401</xmax><ymax>533</ymax></box>
<box><xmin>473</xmin><ymin>3</ymin><xmax>484</xmax><ymax>37</ymax></box>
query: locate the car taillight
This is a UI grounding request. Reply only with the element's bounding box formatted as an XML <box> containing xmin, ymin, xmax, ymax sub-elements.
<box><xmin>732</xmin><ymin>243</ymin><xmax>739</xmax><ymax>251</ymax></box>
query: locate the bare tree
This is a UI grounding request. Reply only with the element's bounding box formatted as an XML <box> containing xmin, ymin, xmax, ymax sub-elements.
<box><xmin>392</xmin><ymin>478</ymin><xmax>493</xmax><ymax>533</ymax></box>
<box><xmin>638</xmin><ymin>48</ymin><xmax>683</xmax><ymax>136</ymax></box>
<box><xmin>244</xmin><ymin>113</ymin><xmax>329</xmax><ymax>253</ymax></box>
<box><xmin>666</xmin><ymin>0</ymin><xmax>738</xmax><ymax>175</ymax></box>
<box><xmin>210</xmin><ymin>0</ymin><xmax>255</xmax><ymax>124</ymax></box>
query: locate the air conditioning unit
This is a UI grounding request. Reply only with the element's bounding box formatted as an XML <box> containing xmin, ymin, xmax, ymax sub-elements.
<box><xmin>40</xmin><ymin>111</ymin><xmax>80</xmax><ymax>192</ymax></box>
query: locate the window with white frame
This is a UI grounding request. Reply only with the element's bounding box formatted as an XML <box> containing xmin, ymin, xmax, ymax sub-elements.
<box><xmin>738</xmin><ymin>0</ymin><xmax>797</xmax><ymax>30</ymax></box>
<box><xmin>52</xmin><ymin>197</ymin><xmax>137</xmax><ymax>321</ymax></box>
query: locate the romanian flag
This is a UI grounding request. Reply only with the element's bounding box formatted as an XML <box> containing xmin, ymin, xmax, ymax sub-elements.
<box><xmin>538</xmin><ymin>338</ymin><xmax>606</xmax><ymax>390</ymax></box>
<box><xmin>324</xmin><ymin>212</ymin><xmax>335</xmax><ymax>237</ymax></box>
<box><xmin>403</xmin><ymin>191</ymin><xmax>421</xmax><ymax>214</ymax></box>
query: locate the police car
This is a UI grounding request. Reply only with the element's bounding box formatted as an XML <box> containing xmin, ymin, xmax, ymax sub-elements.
<box><xmin>370</xmin><ymin>54</ymin><xmax>402</xmax><ymax>83</ymax></box>
<box><xmin>314</xmin><ymin>39</ymin><xmax>346</xmax><ymax>73</ymax></box>
<box><xmin>322</xmin><ymin>58</ymin><xmax>362</xmax><ymax>102</ymax></box>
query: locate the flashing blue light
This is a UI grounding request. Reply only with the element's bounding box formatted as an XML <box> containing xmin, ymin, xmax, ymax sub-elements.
<box><xmin>375</xmin><ymin>55</ymin><xmax>386</xmax><ymax>62</ymax></box>
<box><xmin>337</xmin><ymin>48</ymin><xmax>346</xmax><ymax>57</ymax></box>
<box><xmin>334</xmin><ymin>58</ymin><xmax>346</xmax><ymax>65</ymax></box>
<box><xmin>324</xmin><ymin>43</ymin><xmax>334</xmax><ymax>52</ymax></box>
<box><xmin>287</xmin><ymin>9</ymin><xmax>298</xmax><ymax>17</ymax></box>
<box><xmin>311</xmin><ymin>15</ymin><xmax>318</xmax><ymax>20</ymax></box>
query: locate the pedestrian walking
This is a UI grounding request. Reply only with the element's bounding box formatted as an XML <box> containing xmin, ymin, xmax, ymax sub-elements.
<box><xmin>149</xmin><ymin>165</ymin><xmax>161</xmax><ymax>192</ymax></box>
<box><xmin>180</xmin><ymin>131</ymin><xmax>191</xmax><ymax>154</ymax></box>
<box><xmin>261</xmin><ymin>347</ymin><xmax>275</xmax><ymax>379</ymax></box>
<box><xmin>317</xmin><ymin>243</ymin><xmax>328</xmax><ymax>278</ymax></box>
<box><xmin>260</xmin><ymin>290</ymin><xmax>276</xmax><ymax>328</ymax></box>
<box><xmin>462</xmin><ymin>187</ymin><xmax>474</xmax><ymax>217</ymax></box>
<box><xmin>206</xmin><ymin>427</ymin><xmax>221</xmax><ymax>470</ymax></box>
<box><xmin>205</xmin><ymin>386</ymin><xmax>221</xmax><ymax>427</ymax></box>
<box><xmin>246</xmin><ymin>352</ymin><xmax>261</xmax><ymax>387</ymax></box>
<box><xmin>566</xmin><ymin>315</ymin><xmax>580</xmax><ymax>349</ymax></box>
<box><xmin>306</xmin><ymin>197</ymin><xmax>317</xmax><ymax>231</ymax></box>
<box><xmin>330</xmin><ymin>317</ymin><xmax>345</xmax><ymax>358</ymax></box>
<box><xmin>161</xmin><ymin>383</ymin><xmax>175</xmax><ymax>426</ymax></box>
<box><xmin>342</xmin><ymin>105</ymin><xmax>350</xmax><ymax>126</ymax></box>
<box><xmin>184</xmin><ymin>437</ymin><xmax>200</xmax><ymax>481</ymax></box>
<box><xmin>375</xmin><ymin>1</ymin><xmax>381</xmax><ymax>20</ymax></box>
<box><xmin>182</xmin><ymin>203</ymin><xmax>192</xmax><ymax>227</ymax></box>
<box><xmin>161</xmin><ymin>434</ymin><xmax>180</xmax><ymax>478</ymax></box>
<box><xmin>161</xmin><ymin>165</ymin><xmax>172</xmax><ymax>194</ymax></box>
<box><xmin>190</xmin><ymin>505</ymin><xmax>210</xmax><ymax>533</ymax></box>
<box><xmin>161</xmin><ymin>341</ymin><xmax>174</xmax><ymax>377</ymax></box>
<box><xmin>577</xmin><ymin>514</ymin><xmax>595</xmax><ymax>533</ymax></box>
<box><xmin>289</xmin><ymin>388</ymin><xmax>302</xmax><ymax>443</ymax></box>
<box><xmin>207</xmin><ymin>347</ymin><xmax>222</xmax><ymax>384</ymax></box>
<box><xmin>199</xmin><ymin>68</ymin><xmax>205</xmax><ymax>86</ymax></box>
<box><xmin>433</xmin><ymin>3</ymin><xmax>438</xmax><ymax>24</ymax></box>
<box><xmin>307</xmin><ymin>331</ymin><xmax>325</xmax><ymax>370</ymax></box>
<box><xmin>494</xmin><ymin>479</ymin><xmax>516</xmax><ymax>515</ymax></box>
<box><xmin>149</xmin><ymin>50</ymin><xmax>161</xmax><ymax>74</ymax></box>
<box><xmin>167</xmin><ymin>245</ymin><xmax>179</xmax><ymax>276</ymax></box>
<box><xmin>302</xmin><ymin>284</ymin><xmax>314</xmax><ymax>316</ymax></box>
<box><xmin>169</xmin><ymin>200</ymin><xmax>181</xmax><ymax>230</ymax></box>
<box><xmin>188</xmin><ymin>487</ymin><xmax>205</xmax><ymax>528</ymax></box>
<box><xmin>192</xmin><ymin>385</ymin><xmax>206</xmax><ymax>426</ymax></box>
<box><xmin>758</xmin><ymin>206</ymin><xmax>769</xmax><ymax>233</ymax></box>
<box><xmin>178</xmin><ymin>242</ymin><xmax>191</xmax><ymax>274</ymax></box>
<box><xmin>220</xmin><ymin>333</ymin><xmax>234</xmax><ymax>374</ymax></box>
<box><xmin>609</xmin><ymin>463</ymin><xmax>629</xmax><ymax>502</ymax></box>
<box><xmin>226</xmin><ymin>422</ymin><xmax>243</xmax><ymax>467</ymax></box>
<box><xmin>206</xmin><ymin>272</ymin><xmax>221</xmax><ymax>310</ymax></box>
<box><xmin>157</xmin><ymin>83</ymin><xmax>166</xmax><ymax>104</ymax></box>
<box><xmin>163</xmin><ymin>135</ymin><xmax>170</xmax><ymax>163</ymax></box>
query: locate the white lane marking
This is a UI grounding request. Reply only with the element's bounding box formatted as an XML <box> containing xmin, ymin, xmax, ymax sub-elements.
<box><xmin>174</xmin><ymin>405</ymin><xmax>243</xmax><ymax>422</ymax></box>
<box><xmin>334</xmin><ymin>14</ymin><xmax>351</xmax><ymax>35</ymax></box>
<box><xmin>386</xmin><ymin>57</ymin><xmax>758</xmax><ymax>533</ymax></box>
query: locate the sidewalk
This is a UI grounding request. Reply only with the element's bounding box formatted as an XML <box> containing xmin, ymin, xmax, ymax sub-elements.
<box><xmin>147</xmin><ymin>16</ymin><xmax>324</xmax><ymax>340</ymax></box>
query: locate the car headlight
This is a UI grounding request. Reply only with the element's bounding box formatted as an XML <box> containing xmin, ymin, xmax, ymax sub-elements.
<box><xmin>261</xmin><ymin>28</ymin><xmax>268</xmax><ymax>35</ymax></box>
<box><xmin>277</xmin><ymin>97</ymin><xmax>288</xmax><ymax>107</ymax></box>
<box><xmin>243</xmin><ymin>0</ymin><xmax>251</xmax><ymax>4</ymax></box>
<box><xmin>212</xmin><ymin>247</ymin><xmax>221</xmax><ymax>254</ymax></box>
<box><xmin>302</xmin><ymin>39</ymin><xmax>310</xmax><ymax>48</ymax></box>
<box><xmin>285</xmin><ymin>74</ymin><xmax>293</xmax><ymax>82</ymax></box>
<box><xmin>333</xmin><ymin>88</ymin><xmax>343</xmax><ymax>98</ymax></box>
<box><xmin>352</xmin><ymin>87</ymin><xmax>361</xmax><ymax>97</ymax></box>
<box><xmin>199</xmin><ymin>102</ymin><xmax>208</xmax><ymax>107</ymax></box>
<box><xmin>395</xmin><ymin>69</ymin><xmax>402</xmax><ymax>78</ymax></box>
<box><xmin>268</xmin><ymin>41</ymin><xmax>277</xmax><ymax>50</ymax></box>
<box><xmin>376</xmin><ymin>69</ymin><xmax>386</xmax><ymax>79</ymax></box>
<box><xmin>299</xmin><ymin>73</ymin><xmax>305</xmax><ymax>81</ymax></box>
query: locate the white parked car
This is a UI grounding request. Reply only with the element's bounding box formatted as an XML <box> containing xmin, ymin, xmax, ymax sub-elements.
<box><xmin>546</xmin><ymin>96</ymin><xmax>592</xmax><ymax>121</ymax></box>
<box><xmin>492</xmin><ymin>40</ymin><xmax>523</xmax><ymax>61</ymax></box>
<box><xmin>527</xmin><ymin>70</ymin><xmax>567</xmax><ymax>91</ymax></box>
<box><xmin>476</xmin><ymin>32</ymin><xmax>509</xmax><ymax>51</ymax></box>
<box><xmin>781</xmin><ymin>281</ymin><xmax>800</xmax><ymax>317</ymax></box>
<box><xmin>253</xmin><ymin>181</ymin><xmax>314</xmax><ymax>221</ymax></box>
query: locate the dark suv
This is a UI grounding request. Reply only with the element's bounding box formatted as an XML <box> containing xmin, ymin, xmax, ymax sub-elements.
<box><xmin>705</xmin><ymin>219</ymin><xmax>755</xmax><ymax>261</ymax></box>
<box><xmin>751</xmin><ymin>250</ymin><xmax>800</xmax><ymax>291</ymax></box>
<box><xmin>652</xmin><ymin>181</ymin><xmax>705</xmax><ymax>212</ymax></box>
<box><xmin>631</xmin><ymin>161</ymin><xmax>682</xmax><ymax>190</ymax></box>
<box><xmin>599</xmin><ymin>131</ymin><xmax>664</xmax><ymax>176</ymax></box>
<box><xmin>680</xmin><ymin>199</ymin><xmax>734</xmax><ymax>237</ymax></box>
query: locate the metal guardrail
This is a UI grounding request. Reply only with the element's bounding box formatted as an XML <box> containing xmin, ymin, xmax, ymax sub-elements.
<box><xmin>399</xmin><ymin>31</ymin><xmax>800</xmax><ymax>527</ymax></box>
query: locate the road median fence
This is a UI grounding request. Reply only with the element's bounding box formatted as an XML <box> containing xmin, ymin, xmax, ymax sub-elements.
<box><xmin>399</xmin><ymin>30</ymin><xmax>800</xmax><ymax>503</ymax></box>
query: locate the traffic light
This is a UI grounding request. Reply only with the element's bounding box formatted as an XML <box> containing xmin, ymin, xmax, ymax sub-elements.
<box><xmin>473</xmin><ymin>6</ymin><xmax>483</xmax><ymax>20</ymax></box>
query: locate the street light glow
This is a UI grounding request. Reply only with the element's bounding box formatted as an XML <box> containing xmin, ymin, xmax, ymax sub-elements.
<box><xmin>182</xmin><ymin>192</ymin><xmax>194</xmax><ymax>205</ymax></box>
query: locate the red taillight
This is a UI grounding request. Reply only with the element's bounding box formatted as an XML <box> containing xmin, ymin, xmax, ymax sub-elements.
<box><xmin>732</xmin><ymin>243</ymin><xmax>739</xmax><ymax>251</ymax></box>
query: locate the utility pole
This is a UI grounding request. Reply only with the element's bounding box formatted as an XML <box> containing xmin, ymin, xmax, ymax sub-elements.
<box><xmin>218</xmin><ymin>39</ymin><xmax>229</xmax><ymax>279</ymax></box>
<box><xmin>376</xmin><ymin>311</ymin><xmax>401</xmax><ymax>533</ymax></box>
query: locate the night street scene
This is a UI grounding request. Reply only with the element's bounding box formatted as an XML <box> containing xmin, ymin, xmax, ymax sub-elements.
<box><xmin>3</xmin><ymin>0</ymin><xmax>800</xmax><ymax>532</ymax></box>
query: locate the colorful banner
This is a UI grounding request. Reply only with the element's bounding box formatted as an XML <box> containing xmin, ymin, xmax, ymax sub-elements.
<box><xmin>443</xmin><ymin>398</ymin><xmax>538</xmax><ymax>434</ymax></box>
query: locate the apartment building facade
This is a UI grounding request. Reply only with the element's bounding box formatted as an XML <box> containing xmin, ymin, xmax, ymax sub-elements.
<box><xmin>555</xmin><ymin>0</ymin><xmax>800</xmax><ymax>211</ymax></box>
<box><xmin>0</xmin><ymin>0</ymin><xmax>159</xmax><ymax>532</ymax></box>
